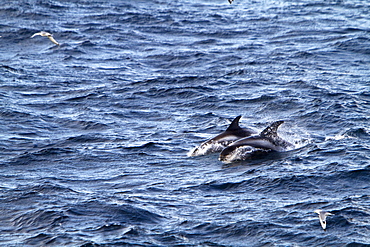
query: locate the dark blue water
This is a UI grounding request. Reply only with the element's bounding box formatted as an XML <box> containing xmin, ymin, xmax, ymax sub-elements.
<box><xmin>1</xmin><ymin>0</ymin><xmax>370</xmax><ymax>246</ymax></box>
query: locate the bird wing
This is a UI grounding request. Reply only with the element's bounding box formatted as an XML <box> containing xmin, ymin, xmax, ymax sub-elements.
<box><xmin>31</xmin><ymin>32</ymin><xmax>42</xmax><ymax>38</ymax></box>
<box><xmin>47</xmin><ymin>35</ymin><xmax>60</xmax><ymax>45</ymax></box>
<box><xmin>319</xmin><ymin>213</ymin><xmax>327</xmax><ymax>230</ymax></box>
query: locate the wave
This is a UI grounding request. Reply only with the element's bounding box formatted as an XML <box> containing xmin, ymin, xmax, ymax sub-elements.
<box><xmin>1</xmin><ymin>0</ymin><xmax>370</xmax><ymax>245</ymax></box>
<box><xmin>67</xmin><ymin>200</ymin><xmax>164</xmax><ymax>224</ymax></box>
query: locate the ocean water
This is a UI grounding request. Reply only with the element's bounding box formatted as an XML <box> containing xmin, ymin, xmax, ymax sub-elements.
<box><xmin>0</xmin><ymin>0</ymin><xmax>369</xmax><ymax>246</ymax></box>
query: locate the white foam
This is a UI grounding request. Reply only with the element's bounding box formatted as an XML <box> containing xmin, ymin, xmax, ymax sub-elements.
<box><xmin>325</xmin><ymin>134</ymin><xmax>351</xmax><ymax>141</ymax></box>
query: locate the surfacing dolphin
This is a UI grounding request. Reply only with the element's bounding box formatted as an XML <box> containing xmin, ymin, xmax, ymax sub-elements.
<box><xmin>188</xmin><ymin>116</ymin><xmax>257</xmax><ymax>157</ymax></box>
<box><xmin>219</xmin><ymin>120</ymin><xmax>294</xmax><ymax>163</ymax></box>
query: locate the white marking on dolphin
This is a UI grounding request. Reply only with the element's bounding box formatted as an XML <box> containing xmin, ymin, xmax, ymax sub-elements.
<box><xmin>188</xmin><ymin>116</ymin><xmax>257</xmax><ymax>157</ymax></box>
<box><xmin>314</xmin><ymin>209</ymin><xmax>334</xmax><ymax>230</ymax></box>
<box><xmin>219</xmin><ymin>120</ymin><xmax>294</xmax><ymax>163</ymax></box>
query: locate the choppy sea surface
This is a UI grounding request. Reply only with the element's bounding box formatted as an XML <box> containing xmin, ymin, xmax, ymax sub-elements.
<box><xmin>1</xmin><ymin>0</ymin><xmax>370</xmax><ymax>246</ymax></box>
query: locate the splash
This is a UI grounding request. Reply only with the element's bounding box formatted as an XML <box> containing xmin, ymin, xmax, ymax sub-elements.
<box><xmin>325</xmin><ymin>134</ymin><xmax>349</xmax><ymax>141</ymax></box>
<box><xmin>277</xmin><ymin>124</ymin><xmax>312</xmax><ymax>150</ymax></box>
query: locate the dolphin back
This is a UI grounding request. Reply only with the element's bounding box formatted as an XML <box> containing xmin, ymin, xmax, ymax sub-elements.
<box><xmin>226</xmin><ymin>115</ymin><xmax>242</xmax><ymax>131</ymax></box>
<box><xmin>260</xmin><ymin>120</ymin><xmax>284</xmax><ymax>139</ymax></box>
<box><xmin>225</xmin><ymin>116</ymin><xmax>256</xmax><ymax>137</ymax></box>
<box><xmin>260</xmin><ymin>121</ymin><xmax>294</xmax><ymax>149</ymax></box>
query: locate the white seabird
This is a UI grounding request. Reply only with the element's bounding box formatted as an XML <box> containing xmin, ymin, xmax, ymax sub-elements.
<box><xmin>31</xmin><ymin>31</ymin><xmax>59</xmax><ymax>46</ymax></box>
<box><xmin>314</xmin><ymin>209</ymin><xmax>334</xmax><ymax>230</ymax></box>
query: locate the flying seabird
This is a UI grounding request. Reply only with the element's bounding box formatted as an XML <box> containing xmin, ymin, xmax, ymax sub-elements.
<box><xmin>314</xmin><ymin>209</ymin><xmax>334</xmax><ymax>230</ymax></box>
<box><xmin>31</xmin><ymin>31</ymin><xmax>60</xmax><ymax>46</ymax></box>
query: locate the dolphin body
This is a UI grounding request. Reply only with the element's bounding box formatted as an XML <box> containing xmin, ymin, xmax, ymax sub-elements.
<box><xmin>219</xmin><ymin>121</ymin><xmax>294</xmax><ymax>163</ymax></box>
<box><xmin>188</xmin><ymin>116</ymin><xmax>257</xmax><ymax>157</ymax></box>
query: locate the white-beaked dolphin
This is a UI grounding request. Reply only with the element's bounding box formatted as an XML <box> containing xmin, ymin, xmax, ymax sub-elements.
<box><xmin>188</xmin><ymin>116</ymin><xmax>257</xmax><ymax>157</ymax></box>
<box><xmin>31</xmin><ymin>31</ymin><xmax>60</xmax><ymax>46</ymax></box>
<box><xmin>219</xmin><ymin>120</ymin><xmax>294</xmax><ymax>163</ymax></box>
<box><xmin>314</xmin><ymin>209</ymin><xmax>334</xmax><ymax>230</ymax></box>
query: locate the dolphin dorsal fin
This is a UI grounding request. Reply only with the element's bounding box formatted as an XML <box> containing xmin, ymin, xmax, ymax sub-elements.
<box><xmin>226</xmin><ymin>116</ymin><xmax>242</xmax><ymax>131</ymax></box>
<box><xmin>260</xmin><ymin>121</ymin><xmax>284</xmax><ymax>139</ymax></box>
